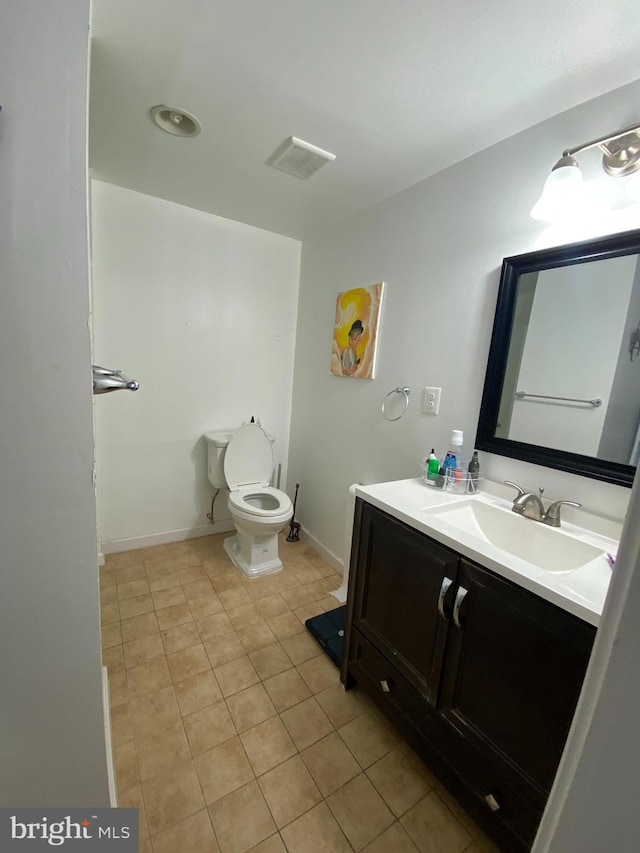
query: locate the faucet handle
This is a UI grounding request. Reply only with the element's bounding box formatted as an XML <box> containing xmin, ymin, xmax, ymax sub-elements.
<box><xmin>544</xmin><ymin>500</ymin><xmax>582</xmax><ymax>527</ymax></box>
<box><xmin>504</xmin><ymin>481</ymin><xmax>525</xmax><ymax>498</ymax></box>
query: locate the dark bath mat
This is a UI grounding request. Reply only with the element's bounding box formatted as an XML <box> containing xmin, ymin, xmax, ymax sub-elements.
<box><xmin>305</xmin><ymin>605</ymin><xmax>345</xmax><ymax>669</ymax></box>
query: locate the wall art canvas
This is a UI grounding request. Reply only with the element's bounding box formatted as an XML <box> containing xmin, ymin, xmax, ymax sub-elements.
<box><xmin>330</xmin><ymin>282</ymin><xmax>384</xmax><ymax>379</ymax></box>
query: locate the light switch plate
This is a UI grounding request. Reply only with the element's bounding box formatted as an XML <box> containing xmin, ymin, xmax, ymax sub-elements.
<box><xmin>422</xmin><ymin>386</ymin><xmax>441</xmax><ymax>415</ymax></box>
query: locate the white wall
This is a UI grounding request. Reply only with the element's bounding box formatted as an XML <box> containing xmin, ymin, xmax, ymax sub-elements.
<box><xmin>533</xmin><ymin>465</ymin><xmax>640</xmax><ymax>852</ymax></box>
<box><xmin>91</xmin><ymin>182</ymin><xmax>301</xmax><ymax>551</ymax></box>
<box><xmin>0</xmin><ymin>0</ymin><xmax>109</xmax><ymax>805</ymax></box>
<box><xmin>288</xmin><ymin>78</ymin><xmax>640</xmax><ymax>568</ymax></box>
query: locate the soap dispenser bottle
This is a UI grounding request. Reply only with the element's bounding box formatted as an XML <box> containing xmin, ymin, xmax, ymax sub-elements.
<box><xmin>426</xmin><ymin>449</ymin><xmax>440</xmax><ymax>485</ymax></box>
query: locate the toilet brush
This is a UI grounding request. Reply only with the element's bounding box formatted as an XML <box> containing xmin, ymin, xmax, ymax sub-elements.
<box><xmin>286</xmin><ymin>483</ymin><xmax>301</xmax><ymax>542</ymax></box>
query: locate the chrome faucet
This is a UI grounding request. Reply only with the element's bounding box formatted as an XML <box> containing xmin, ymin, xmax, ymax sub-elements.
<box><xmin>504</xmin><ymin>481</ymin><xmax>581</xmax><ymax>528</ymax></box>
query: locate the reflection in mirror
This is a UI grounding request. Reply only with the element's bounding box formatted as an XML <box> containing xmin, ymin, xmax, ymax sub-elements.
<box><xmin>476</xmin><ymin>229</ymin><xmax>640</xmax><ymax>487</ymax></box>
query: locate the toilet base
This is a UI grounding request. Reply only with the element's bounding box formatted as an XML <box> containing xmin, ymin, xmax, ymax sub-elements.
<box><xmin>223</xmin><ymin>532</ymin><xmax>283</xmax><ymax>578</ymax></box>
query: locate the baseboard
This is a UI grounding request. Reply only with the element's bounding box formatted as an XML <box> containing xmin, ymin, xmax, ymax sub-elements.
<box><xmin>101</xmin><ymin>521</ymin><xmax>235</xmax><ymax>555</ymax></box>
<box><xmin>101</xmin><ymin>666</ymin><xmax>117</xmax><ymax>807</ymax></box>
<box><xmin>101</xmin><ymin>520</ymin><xmax>343</xmax><ymax>581</ymax></box>
<box><xmin>98</xmin><ymin>551</ymin><xmax>105</xmax><ymax>567</ymax></box>
<box><xmin>298</xmin><ymin>525</ymin><xmax>344</xmax><ymax>576</ymax></box>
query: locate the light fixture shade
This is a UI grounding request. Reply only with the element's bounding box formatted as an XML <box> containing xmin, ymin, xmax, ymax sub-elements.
<box><xmin>530</xmin><ymin>156</ymin><xmax>583</xmax><ymax>222</ymax></box>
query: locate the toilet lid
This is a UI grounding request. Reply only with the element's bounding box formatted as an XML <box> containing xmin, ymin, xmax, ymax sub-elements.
<box><xmin>224</xmin><ymin>423</ymin><xmax>273</xmax><ymax>490</ymax></box>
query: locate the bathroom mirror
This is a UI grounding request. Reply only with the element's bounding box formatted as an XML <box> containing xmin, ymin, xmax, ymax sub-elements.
<box><xmin>476</xmin><ymin>228</ymin><xmax>640</xmax><ymax>487</ymax></box>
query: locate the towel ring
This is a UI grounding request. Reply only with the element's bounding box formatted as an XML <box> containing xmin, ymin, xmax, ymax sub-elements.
<box><xmin>382</xmin><ymin>387</ymin><xmax>411</xmax><ymax>421</ymax></box>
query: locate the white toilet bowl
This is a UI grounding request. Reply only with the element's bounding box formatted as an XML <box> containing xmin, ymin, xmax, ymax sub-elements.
<box><xmin>205</xmin><ymin>423</ymin><xmax>292</xmax><ymax>578</ymax></box>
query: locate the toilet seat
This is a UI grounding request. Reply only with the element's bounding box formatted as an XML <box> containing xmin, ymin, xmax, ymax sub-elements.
<box><xmin>224</xmin><ymin>423</ymin><xmax>273</xmax><ymax>489</ymax></box>
<box><xmin>228</xmin><ymin>485</ymin><xmax>292</xmax><ymax>518</ymax></box>
<box><xmin>224</xmin><ymin>424</ymin><xmax>292</xmax><ymax>519</ymax></box>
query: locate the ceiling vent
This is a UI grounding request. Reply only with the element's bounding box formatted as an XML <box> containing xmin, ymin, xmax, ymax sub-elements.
<box><xmin>267</xmin><ymin>136</ymin><xmax>336</xmax><ymax>179</ymax></box>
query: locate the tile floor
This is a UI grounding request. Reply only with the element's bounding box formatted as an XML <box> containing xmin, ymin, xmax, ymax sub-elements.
<box><xmin>100</xmin><ymin>532</ymin><xmax>499</xmax><ymax>853</ymax></box>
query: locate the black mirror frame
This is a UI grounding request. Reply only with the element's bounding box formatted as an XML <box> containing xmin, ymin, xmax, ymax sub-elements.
<box><xmin>475</xmin><ymin>228</ymin><xmax>640</xmax><ymax>488</ymax></box>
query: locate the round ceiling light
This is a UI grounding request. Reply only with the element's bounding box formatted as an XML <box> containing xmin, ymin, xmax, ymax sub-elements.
<box><xmin>149</xmin><ymin>105</ymin><xmax>202</xmax><ymax>138</ymax></box>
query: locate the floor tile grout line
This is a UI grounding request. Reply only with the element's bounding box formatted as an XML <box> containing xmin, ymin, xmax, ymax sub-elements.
<box><xmin>142</xmin><ymin>685</ymin><xmax>352</xmax><ymax>832</ymax></box>
<box><xmin>103</xmin><ymin>535</ymin><xmax>349</xmax><ymax>848</ymax></box>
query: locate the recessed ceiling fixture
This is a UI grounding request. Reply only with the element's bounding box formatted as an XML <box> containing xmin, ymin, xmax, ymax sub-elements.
<box><xmin>531</xmin><ymin>121</ymin><xmax>640</xmax><ymax>221</ymax></box>
<box><xmin>267</xmin><ymin>136</ymin><xmax>336</xmax><ymax>179</ymax></box>
<box><xmin>149</xmin><ymin>105</ymin><xmax>202</xmax><ymax>138</ymax></box>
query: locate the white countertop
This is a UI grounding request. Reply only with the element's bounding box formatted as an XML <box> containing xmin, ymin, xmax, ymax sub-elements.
<box><xmin>354</xmin><ymin>478</ymin><xmax>618</xmax><ymax>626</ymax></box>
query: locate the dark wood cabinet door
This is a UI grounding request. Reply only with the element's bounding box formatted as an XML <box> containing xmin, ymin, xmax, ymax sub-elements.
<box><xmin>439</xmin><ymin>559</ymin><xmax>596</xmax><ymax>796</ymax></box>
<box><xmin>350</xmin><ymin>500</ymin><xmax>459</xmax><ymax>704</ymax></box>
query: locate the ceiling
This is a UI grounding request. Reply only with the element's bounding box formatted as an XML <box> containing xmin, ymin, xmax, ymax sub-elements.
<box><xmin>89</xmin><ymin>0</ymin><xmax>640</xmax><ymax>240</ymax></box>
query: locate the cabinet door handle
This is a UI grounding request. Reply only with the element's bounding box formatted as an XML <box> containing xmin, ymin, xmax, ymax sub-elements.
<box><xmin>484</xmin><ymin>793</ymin><xmax>501</xmax><ymax>812</ymax></box>
<box><xmin>437</xmin><ymin>577</ymin><xmax>454</xmax><ymax>618</ymax></box>
<box><xmin>380</xmin><ymin>679</ymin><xmax>391</xmax><ymax>693</ymax></box>
<box><xmin>453</xmin><ymin>586</ymin><xmax>468</xmax><ymax>628</ymax></box>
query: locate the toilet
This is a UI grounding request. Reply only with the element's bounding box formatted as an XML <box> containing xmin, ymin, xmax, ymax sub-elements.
<box><xmin>204</xmin><ymin>423</ymin><xmax>293</xmax><ymax>578</ymax></box>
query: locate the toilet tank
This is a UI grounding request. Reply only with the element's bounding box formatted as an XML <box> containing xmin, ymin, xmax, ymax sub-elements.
<box><xmin>204</xmin><ymin>431</ymin><xmax>233</xmax><ymax>489</ymax></box>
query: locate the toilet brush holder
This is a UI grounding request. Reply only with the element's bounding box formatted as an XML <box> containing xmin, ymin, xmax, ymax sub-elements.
<box><xmin>286</xmin><ymin>520</ymin><xmax>301</xmax><ymax>542</ymax></box>
<box><xmin>286</xmin><ymin>483</ymin><xmax>301</xmax><ymax>542</ymax></box>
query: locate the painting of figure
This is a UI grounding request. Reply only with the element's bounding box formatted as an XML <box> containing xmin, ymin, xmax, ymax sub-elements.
<box><xmin>330</xmin><ymin>282</ymin><xmax>384</xmax><ymax>379</ymax></box>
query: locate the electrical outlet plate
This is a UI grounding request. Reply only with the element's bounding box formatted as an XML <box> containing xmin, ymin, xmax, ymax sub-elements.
<box><xmin>422</xmin><ymin>386</ymin><xmax>441</xmax><ymax>415</ymax></box>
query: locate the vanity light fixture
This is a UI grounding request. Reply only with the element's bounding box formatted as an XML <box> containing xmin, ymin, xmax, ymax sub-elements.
<box><xmin>530</xmin><ymin>121</ymin><xmax>640</xmax><ymax>222</ymax></box>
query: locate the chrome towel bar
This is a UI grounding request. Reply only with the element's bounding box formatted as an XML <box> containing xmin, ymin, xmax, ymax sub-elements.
<box><xmin>515</xmin><ymin>391</ymin><xmax>602</xmax><ymax>407</ymax></box>
<box><xmin>92</xmin><ymin>365</ymin><xmax>140</xmax><ymax>395</ymax></box>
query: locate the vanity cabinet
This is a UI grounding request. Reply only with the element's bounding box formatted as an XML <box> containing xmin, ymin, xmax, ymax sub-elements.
<box><xmin>349</xmin><ymin>498</ymin><xmax>458</xmax><ymax>705</ymax></box>
<box><xmin>342</xmin><ymin>499</ymin><xmax>596</xmax><ymax>852</ymax></box>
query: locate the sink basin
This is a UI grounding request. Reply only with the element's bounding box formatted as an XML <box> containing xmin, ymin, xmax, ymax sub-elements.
<box><xmin>426</xmin><ymin>498</ymin><xmax>604</xmax><ymax>573</ymax></box>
